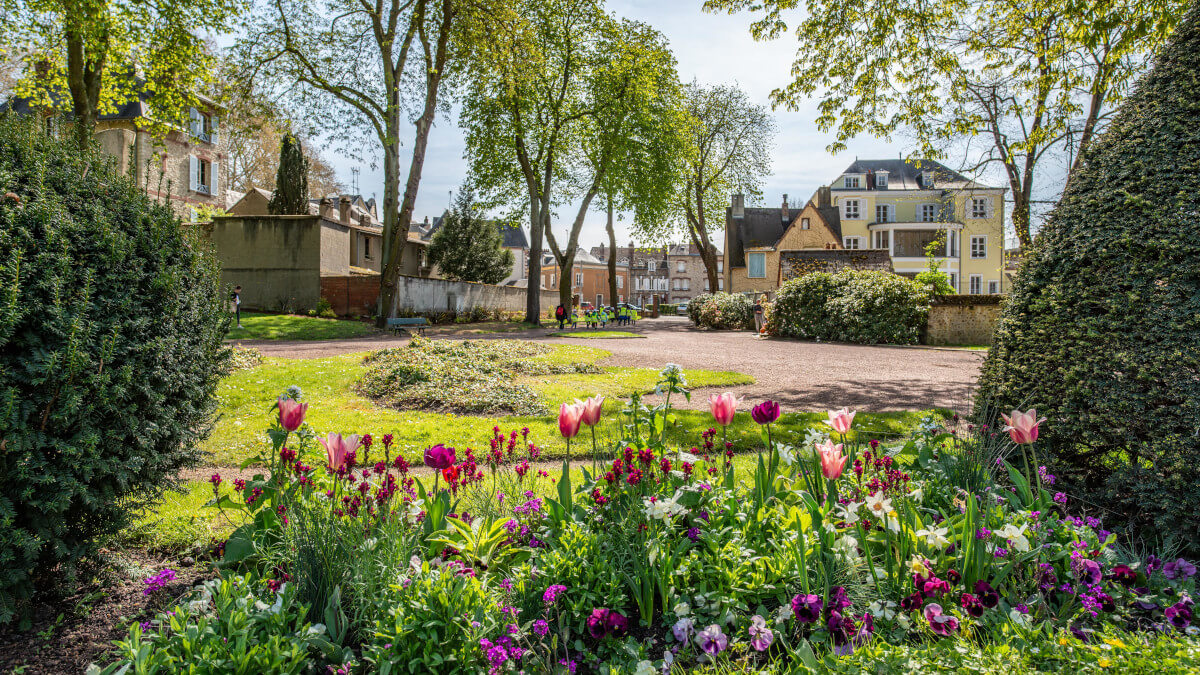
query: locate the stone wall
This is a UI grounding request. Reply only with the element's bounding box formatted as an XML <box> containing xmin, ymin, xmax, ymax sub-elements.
<box><xmin>390</xmin><ymin>275</ymin><xmax>558</xmax><ymax>315</ymax></box>
<box><xmin>206</xmin><ymin>215</ymin><xmax>324</xmax><ymax>312</ymax></box>
<box><xmin>924</xmin><ymin>296</ymin><xmax>1004</xmax><ymax>346</ymax></box>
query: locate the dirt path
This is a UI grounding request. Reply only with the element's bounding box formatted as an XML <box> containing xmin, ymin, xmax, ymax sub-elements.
<box><xmin>230</xmin><ymin>316</ymin><xmax>984</xmax><ymax>412</ymax></box>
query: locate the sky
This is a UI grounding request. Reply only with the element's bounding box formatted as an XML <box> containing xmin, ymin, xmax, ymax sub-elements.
<box><xmin>325</xmin><ymin>0</ymin><xmax>900</xmax><ymax>251</ymax></box>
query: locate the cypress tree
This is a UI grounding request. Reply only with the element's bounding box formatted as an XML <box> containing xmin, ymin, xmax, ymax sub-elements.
<box><xmin>268</xmin><ymin>133</ymin><xmax>310</xmax><ymax>215</ymax></box>
<box><xmin>975</xmin><ymin>4</ymin><xmax>1200</xmax><ymax>550</ymax></box>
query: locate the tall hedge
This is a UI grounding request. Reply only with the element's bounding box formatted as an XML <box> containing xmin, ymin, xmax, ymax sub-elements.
<box><xmin>766</xmin><ymin>270</ymin><xmax>929</xmax><ymax>344</ymax></box>
<box><xmin>0</xmin><ymin>115</ymin><xmax>229</xmax><ymax>623</ymax></box>
<box><xmin>974</xmin><ymin>6</ymin><xmax>1200</xmax><ymax>551</ymax></box>
<box><xmin>687</xmin><ymin>292</ymin><xmax>754</xmax><ymax>330</ymax></box>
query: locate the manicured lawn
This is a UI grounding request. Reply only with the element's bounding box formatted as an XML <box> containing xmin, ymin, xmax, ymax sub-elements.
<box><xmin>226</xmin><ymin>311</ymin><xmax>379</xmax><ymax>341</ymax></box>
<box><xmin>201</xmin><ymin>343</ymin><xmax>931</xmax><ymax>467</ymax></box>
<box><xmin>121</xmin><ymin>481</ymin><xmax>243</xmax><ymax>551</ymax></box>
<box><xmin>548</xmin><ymin>330</ymin><xmax>643</xmax><ymax>338</ymax></box>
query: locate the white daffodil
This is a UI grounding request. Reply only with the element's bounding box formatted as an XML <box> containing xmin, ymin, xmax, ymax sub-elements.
<box><xmin>833</xmin><ymin>534</ymin><xmax>860</xmax><ymax>561</ymax></box>
<box><xmin>869</xmin><ymin>600</ymin><xmax>898</xmax><ymax>621</ymax></box>
<box><xmin>999</xmin><ymin>523</ymin><xmax>1031</xmax><ymax>552</ymax></box>
<box><xmin>644</xmin><ymin>493</ymin><xmax>686</xmax><ymax>521</ymax></box>
<box><xmin>777</xmin><ymin>444</ymin><xmax>796</xmax><ymax>465</ymax></box>
<box><xmin>908</xmin><ymin>487</ymin><xmax>924</xmax><ymax>503</ymax></box>
<box><xmin>864</xmin><ymin>492</ymin><xmax>893</xmax><ymax>518</ymax></box>
<box><xmin>884</xmin><ymin>512</ymin><xmax>902</xmax><ymax>533</ymax></box>
<box><xmin>836</xmin><ymin>501</ymin><xmax>863</xmax><ymax>525</ymax></box>
<box><xmin>915</xmin><ymin>525</ymin><xmax>951</xmax><ymax>549</ymax></box>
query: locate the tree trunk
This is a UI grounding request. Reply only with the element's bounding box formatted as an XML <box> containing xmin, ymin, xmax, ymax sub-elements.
<box><xmin>525</xmin><ymin>196</ymin><xmax>544</xmax><ymax>325</ymax></box>
<box><xmin>64</xmin><ymin>8</ymin><xmax>106</xmax><ymax>153</ymax></box>
<box><xmin>376</xmin><ymin>110</ymin><xmax>403</xmax><ymax>326</ymax></box>
<box><xmin>606</xmin><ymin>198</ymin><xmax>618</xmax><ymax>305</ymax></box>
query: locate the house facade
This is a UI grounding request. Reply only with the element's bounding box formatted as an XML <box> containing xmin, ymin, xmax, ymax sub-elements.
<box><xmin>828</xmin><ymin>159</ymin><xmax>1007</xmax><ymax>294</ymax></box>
<box><xmin>541</xmin><ymin>249</ymin><xmax>629</xmax><ymax>308</ymax></box>
<box><xmin>666</xmin><ymin>244</ymin><xmax>721</xmax><ymax>304</ymax></box>
<box><xmin>6</xmin><ymin>91</ymin><xmax>226</xmax><ymax>219</ymax></box>
<box><xmin>411</xmin><ymin>216</ymin><xmax>531</xmax><ymax>286</ymax></box>
<box><xmin>592</xmin><ymin>244</ymin><xmax>670</xmax><ymax>307</ymax></box>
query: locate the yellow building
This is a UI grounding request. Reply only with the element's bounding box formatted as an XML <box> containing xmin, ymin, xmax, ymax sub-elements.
<box><xmin>828</xmin><ymin>159</ymin><xmax>1007</xmax><ymax>294</ymax></box>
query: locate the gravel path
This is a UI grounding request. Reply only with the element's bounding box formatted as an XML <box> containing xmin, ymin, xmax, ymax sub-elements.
<box><xmin>230</xmin><ymin>316</ymin><xmax>984</xmax><ymax>412</ymax></box>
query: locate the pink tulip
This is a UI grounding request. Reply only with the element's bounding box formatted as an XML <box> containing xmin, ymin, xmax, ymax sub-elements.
<box><xmin>817</xmin><ymin>439</ymin><xmax>847</xmax><ymax>480</ymax></box>
<box><xmin>826</xmin><ymin>407</ymin><xmax>856</xmax><ymax>434</ymax></box>
<box><xmin>558</xmin><ymin>402</ymin><xmax>582</xmax><ymax>439</ymax></box>
<box><xmin>576</xmin><ymin>396</ymin><xmax>604</xmax><ymax>427</ymax></box>
<box><xmin>318</xmin><ymin>432</ymin><xmax>361</xmax><ymax>472</ymax></box>
<box><xmin>278</xmin><ymin>397</ymin><xmax>308</xmax><ymax>432</ymax></box>
<box><xmin>708</xmin><ymin>392</ymin><xmax>742</xmax><ymax>427</ymax></box>
<box><xmin>1001</xmin><ymin>409</ymin><xmax>1046</xmax><ymax>444</ymax></box>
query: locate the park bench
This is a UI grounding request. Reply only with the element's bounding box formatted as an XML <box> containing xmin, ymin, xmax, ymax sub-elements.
<box><xmin>387</xmin><ymin>317</ymin><xmax>429</xmax><ymax>336</ymax></box>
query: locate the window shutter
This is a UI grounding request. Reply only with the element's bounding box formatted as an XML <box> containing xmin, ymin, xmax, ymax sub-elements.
<box><xmin>209</xmin><ymin>116</ymin><xmax>219</xmax><ymax>145</ymax></box>
<box><xmin>189</xmin><ymin>107</ymin><xmax>200</xmax><ymax>137</ymax></box>
<box><xmin>188</xmin><ymin>155</ymin><xmax>199</xmax><ymax>191</ymax></box>
<box><xmin>210</xmin><ymin>160</ymin><xmax>219</xmax><ymax>196</ymax></box>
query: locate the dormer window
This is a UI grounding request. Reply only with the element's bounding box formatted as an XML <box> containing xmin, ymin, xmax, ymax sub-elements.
<box><xmin>843</xmin><ymin>175</ymin><xmax>861</xmax><ymax>189</ymax></box>
<box><xmin>875</xmin><ymin>171</ymin><xmax>889</xmax><ymax>189</ymax></box>
<box><xmin>922</xmin><ymin>170</ymin><xmax>935</xmax><ymax>189</ymax></box>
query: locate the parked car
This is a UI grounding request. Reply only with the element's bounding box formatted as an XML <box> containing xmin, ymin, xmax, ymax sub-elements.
<box><xmin>675</xmin><ymin>305</ymin><xmax>688</xmax><ymax>316</ymax></box>
<box><xmin>619</xmin><ymin>302</ymin><xmax>643</xmax><ymax>312</ymax></box>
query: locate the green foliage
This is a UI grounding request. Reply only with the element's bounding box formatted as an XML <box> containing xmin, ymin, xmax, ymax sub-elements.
<box><xmin>687</xmin><ymin>292</ymin><xmax>754</xmax><ymax>330</ymax></box>
<box><xmin>0</xmin><ymin>115</ymin><xmax>227</xmax><ymax>625</ymax></box>
<box><xmin>766</xmin><ymin>271</ymin><xmax>930</xmax><ymax>344</ymax></box>
<box><xmin>356</xmin><ymin>338</ymin><xmax>601</xmax><ymax>415</ymax></box>
<box><xmin>914</xmin><ymin>232</ymin><xmax>955</xmax><ymax>295</ymax></box>
<box><xmin>426</xmin><ymin>186</ymin><xmax>515</xmax><ymax>284</ymax></box>
<box><xmin>268</xmin><ymin>133</ymin><xmax>310</xmax><ymax>215</ymax></box>
<box><xmin>226</xmin><ymin>311</ymin><xmax>376</xmax><ymax>340</ymax></box>
<box><xmin>94</xmin><ymin>576</ymin><xmax>334</xmax><ymax>674</ymax></box>
<box><xmin>975</xmin><ymin>6</ymin><xmax>1200</xmax><ymax>553</ymax></box>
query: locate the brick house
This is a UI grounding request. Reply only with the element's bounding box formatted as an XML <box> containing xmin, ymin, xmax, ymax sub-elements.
<box><xmin>6</xmin><ymin>90</ymin><xmax>226</xmax><ymax>219</ymax></box>
<box><xmin>541</xmin><ymin>249</ymin><xmax>629</xmax><ymax>308</ymax></box>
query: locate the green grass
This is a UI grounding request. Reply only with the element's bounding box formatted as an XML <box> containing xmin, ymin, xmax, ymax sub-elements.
<box><xmin>226</xmin><ymin>311</ymin><xmax>378</xmax><ymax>341</ymax></box>
<box><xmin>548</xmin><ymin>331</ymin><xmax>643</xmax><ymax>339</ymax></box>
<box><xmin>120</xmin><ymin>481</ymin><xmax>243</xmax><ymax>551</ymax></box>
<box><xmin>201</xmin><ymin>342</ymin><xmax>931</xmax><ymax>467</ymax></box>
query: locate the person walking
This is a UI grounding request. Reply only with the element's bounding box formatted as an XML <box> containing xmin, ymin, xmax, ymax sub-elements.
<box><xmin>753</xmin><ymin>294</ymin><xmax>766</xmax><ymax>337</ymax></box>
<box><xmin>231</xmin><ymin>285</ymin><xmax>243</xmax><ymax>328</ymax></box>
<box><xmin>555</xmin><ymin>303</ymin><xmax>567</xmax><ymax>330</ymax></box>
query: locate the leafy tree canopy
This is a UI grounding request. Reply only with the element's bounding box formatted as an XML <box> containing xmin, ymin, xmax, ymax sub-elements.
<box><xmin>426</xmin><ymin>185</ymin><xmax>515</xmax><ymax>285</ymax></box>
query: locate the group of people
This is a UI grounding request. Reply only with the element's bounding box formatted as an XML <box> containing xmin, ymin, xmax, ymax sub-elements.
<box><xmin>554</xmin><ymin>303</ymin><xmax>636</xmax><ymax>330</ymax></box>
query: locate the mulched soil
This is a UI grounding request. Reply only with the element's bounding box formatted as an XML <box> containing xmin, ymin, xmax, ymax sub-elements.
<box><xmin>0</xmin><ymin>550</ymin><xmax>216</xmax><ymax>675</ymax></box>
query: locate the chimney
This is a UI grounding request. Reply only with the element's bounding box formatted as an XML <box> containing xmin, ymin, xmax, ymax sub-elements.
<box><xmin>338</xmin><ymin>196</ymin><xmax>352</xmax><ymax>224</ymax></box>
<box><xmin>816</xmin><ymin>186</ymin><xmax>832</xmax><ymax>209</ymax></box>
<box><xmin>731</xmin><ymin>193</ymin><xmax>744</xmax><ymax>219</ymax></box>
<box><xmin>319</xmin><ymin>197</ymin><xmax>336</xmax><ymax>220</ymax></box>
<box><xmin>781</xmin><ymin>194</ymin><xmax>789</xmax><ymax>222</ymax></box>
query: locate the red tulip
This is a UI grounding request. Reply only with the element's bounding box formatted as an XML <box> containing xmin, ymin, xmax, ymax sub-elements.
<box><xmin>576</xmin><ymin>396</ymin><xmax>604</xmax><ymax>427</ymax></box>
<box><xmin>817</xmin><ymin>440</ymin><xmax>847</xmax><ymax>480</ymax></box>
<box><xmin>559</xmin><ymin>402</ymin><xmax>583</xmax><ymax>439</ymax></box>
<box><xmin>751</xmin><ymin>400</ymin><xmax>780</xmax><ymax>425</ymax></box>
<box><xmin>708</xmin><ymin>392</ymin><xmax>742</xmax><ymax>427</ymax></box>
<box><xmin>826</xmin><ymin>407</ymin><xmax>855</xmax><ymax>434</ymax></box>
<box><xmin>278</xmin><ymin>397</ymin><xmax>308</xmax><ymax>432</ymax></box>
<box><xmin>318</xmin><ymin>432</ymin><xmax>361</xmax><ymax>472</ymax></box>
<box><xmin>1001</xmin><ymin>409</ymin><xmax>1045</xmax><ymax>444</ymax></box>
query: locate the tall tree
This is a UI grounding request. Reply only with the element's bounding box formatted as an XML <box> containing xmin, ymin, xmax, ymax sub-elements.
<box><xmin>675</xmin><ymin>82</ymin><xmax>774</xmax><ymax>293</ymax></box>
<box><xmin>268</xmin><ymin>133</ymin><xmax>309</xmax><ymax>214</ymax></box>
<box><xmin>462</xmin><ymin>0</ymin><xmax>605</xmax><ymax>322</ymax></box>
<box><xmin>238</xmin><ymin>0</ymin><xmax>504</xmax><ymax>325</ymax></box>
<box><xmin>426</xmin><ymin>185</ymin><xmax>515</xmax><ymax>284</ymax></box>
<box><xmin>2</xmin><ymin>0</ymin><xmax>239</xmax><ymax>150</ymax></box>
<box><xmin>703</xmin><ymin>0</ymin><xmax>1186</xmax><ymax>248</ymax></box>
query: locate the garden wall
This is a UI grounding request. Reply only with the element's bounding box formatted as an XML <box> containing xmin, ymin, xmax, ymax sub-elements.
<box><xmin>206</xmin><ymin>215</ymin><xmax>327</xmax><ymax>312</ymax></box>
<box><xmin>924</xmin><ymin>295</ymin><xmax>1004</xmax><ymax>346</ymax></box>
<box><xmin>320</xmin><ymin>274</ymin><xmax>558</xmax><ymax>318</ymax></box>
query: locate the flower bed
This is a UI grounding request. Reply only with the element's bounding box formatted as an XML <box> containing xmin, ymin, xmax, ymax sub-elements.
<box><xmin>97</xmin><ymin>370</ymin><xmax>1200</xmax><ymax>673</ymax></box>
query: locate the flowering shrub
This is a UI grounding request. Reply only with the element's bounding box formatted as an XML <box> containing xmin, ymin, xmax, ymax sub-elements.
<box><xmin>104</xmin><ymin>369</ymin><xmax>1200</xmax><ymax>672</ymax></box>
<box><xmin>687</xmin><ymin>292</ymin><xmax>755</xmax><ymax>330</ymax></box>
<box><xmin>766</xmin><ymin>270</ymin><xmax>930</xmax><ymax>344</ymax></box>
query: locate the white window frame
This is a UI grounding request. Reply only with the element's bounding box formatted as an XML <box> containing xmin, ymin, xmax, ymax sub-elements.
<box><xmin>647</xmin><ymin>260</ymin><xmax>656</xmax><ymax>272</ymax></box>
<box><xmin>971</xmin><ymin>197</ymin><xmax>989</xmax><ymax>219</ymax></box>
<box><xmin>843</xmin><ymin>199</ymin><xmax>860</xmax><ymax>220</ymax></box>
<box><xmin>970</xmin><ymin>234</ymin><xmax>988</xmax><ymax>259</ymax></box>
<box><xmin>843</xmin><ymin>176</ymin><xmax>860</xmax><ymax>188</ymax></box>
<box><xmin>875</xmin><ymin>171</ymin><xmax>889</xmax><ymax>188</ymax></box>
<box><xmin>683</xmin><ymin>279</ymin><xmax>690</xmax><ymax>291</ymax></box>
<box><xmin>747</xmin><ymin>252</ymin><xmax>767</xmax><ymax>278</ymax></box>
<box><xmin>718</xmin><ymin>278</ymin><xmax>724</xmax><ymax>290</ymax></box>
<box><xmin>922</xmin><ymin>170</ymin><xmax>935</xmax><ymax>188</ymax></box>
<box><xmin>677</xmin><ymin>261</ymin><xmax>686</xmax><ymax>273</ymax></box>
<box><xmin>843</xmin><ymin>236</ymin><xmax>862</xmax><ymax>250</ymax></box>
<box><xmin>988</xmin><ymin>279</ymin><xmax>1000</xmax><ymax>294</ymax></box>
<box><xmin>575</xmin><ymin>272</ymin><xmax>582</xmax><ymax>287</ymax></box>
<box><xmin>875</xmin><ymin>204</ymin><xmax>892</xmax><ymax>223</ymax></box>
<box><xmin>968</xmin><ymin>274</ymin><xmax>982</xmax><ymax>295</ymax></box>
<box><xmin>948</xmin><ymin>272</ymin><xmax>958</xmax><ymax>292</ymax></box>
<box><xmin>617</xmin><ymin>275</ymin><xmax>623</xmax><ymax>289</ymax></box>
<box><xmin>872</xmin><ymin>231</ymin><xmax>890</xmax><ymax>250</ymax></box>
<box><xmin>597</xmin><ymin>294</ymin><xmax>604</xmax><ymax>307</ymax></box>
<box><xmin>801</xmin><ymin>217</ymin><xmax>810</xmax><ymax>230</ymax></box>
<box><xmin>549</xmin><ymin>273</ymin><xmax>555</xmax><ymax>287</ymax></box>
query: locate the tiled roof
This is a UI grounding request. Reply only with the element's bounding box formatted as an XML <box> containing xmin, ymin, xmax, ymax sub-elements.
<box><xmin>833</xmin><ymin>158</ymin><xmax>995</xmax><ymax>190</ymax></box>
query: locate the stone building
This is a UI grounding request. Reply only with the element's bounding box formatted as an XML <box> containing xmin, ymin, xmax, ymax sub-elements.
<box><xmin>591</xmin><ymin>244</ymin><xmax>669</xmax><ymax>308</ymax></box>
<box><xmin>666</xmin><ymin>244</ymin><xmax>723</xmax><ymax>304</ymax></box>
<box><xmin>6</xmin><ymin>90</ymin><xmax>226</xmax><ymax>219</ymax></box>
